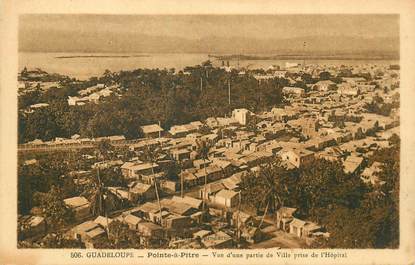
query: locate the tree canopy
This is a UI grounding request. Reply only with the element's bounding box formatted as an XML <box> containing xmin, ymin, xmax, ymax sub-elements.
<box><xmin>18</xmin><ymin>66</ymin><xmax>289</xmax><ymax>143</ymax></box>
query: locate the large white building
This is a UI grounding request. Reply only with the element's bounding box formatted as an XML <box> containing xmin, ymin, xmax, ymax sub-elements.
<box><xmin>232</xmin><ymin>108</ymin><xmax>252</xmax><ymax>126</ymax></box>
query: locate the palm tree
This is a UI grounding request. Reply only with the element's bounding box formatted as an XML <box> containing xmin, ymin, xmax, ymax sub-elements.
<box><xmin>196</xmin><ymin>139</ymin><xmax>212</xmax><ymax>221</ymax></box>
<box><xmin>259</xmin><ymin>162</ymin><xmax>286</xmax><ymax>211</ymax></box>
<box><xmin>96</xmin><ymin>139</ymin><xmax>114</xmax><ymax>160</ymax></box>
<box><xmin>88</xmin><ymin>168</ymin><xmax>121</xmax><ymax>238</ymax></box>
<box><xmin>240</xmin><ymin>161</ymin><xmax>291</xmax><ymax>227</ymax></box>
<box><xmin>257</xmin><ymin>161</ymin><xmax>295</xmax><ymax>228</ymax></box>
<box><xmin>140</xmin><ymin>145</ymin><xmax>164</xmax><ymax>226</ymax></box>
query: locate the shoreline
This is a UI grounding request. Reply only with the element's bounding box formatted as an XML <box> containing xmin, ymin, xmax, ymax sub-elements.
<box><xmin>209</xmin><ymin>54</ymin><xmax>400</xmax><ymax>61</ymax></box>
<box><xmin>55</xmin><ymin>55</ymin><xmax>150</xmax><ymax>59</ymax></box>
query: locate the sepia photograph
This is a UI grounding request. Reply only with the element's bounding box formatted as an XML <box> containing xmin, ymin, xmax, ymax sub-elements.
<box><xmin>15</xmin><ymin>13</ymin><xmax>401</xmax><ymax>250</ymax></box>
<box><xmin>3</xmin><ymin>0</ymin><xmax>415</xmax><ymax>264</ymax></box>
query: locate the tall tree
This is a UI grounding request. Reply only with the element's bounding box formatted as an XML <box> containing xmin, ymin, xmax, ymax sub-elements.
<box><xmin>196</xmin><ymin>139</ymin><xmax>213</xmax><ymax>220</ymax></box>
<box><xmin>240</xmin><ymin>161</ymin><xmax>293</xmax><ymax>215</ymax></box>
<box><xmin>88</xmin><ymin>169</ymin><xmax>123</xmax><ymax>238</ymax></box>
<box><xmin>139</xmin><ymin>145</ymin><xmax>164</xmax><ymax>226</ymax></box>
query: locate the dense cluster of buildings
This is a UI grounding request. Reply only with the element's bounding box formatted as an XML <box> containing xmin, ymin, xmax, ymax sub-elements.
<box><xmin>18</xmin><ymin>62</ymin><xmax>400</xmax><ymax>248</ymax></box>
<box><xmin>67</xmin><ymin>84</ymin><xmax>118</xmax><ymax>106</ymax></box>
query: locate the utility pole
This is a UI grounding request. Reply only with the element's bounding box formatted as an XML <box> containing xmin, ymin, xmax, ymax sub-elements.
<box><xmin>303</xmin><ymin>41</ymin><xmax>307</xmax><ymax>69</ymax></box>
<box><xmin>180</xmin><ymin>165</ymin><xmax>184</xmax><ymax>198</ymax></box>
<box><xmin>259</xmin><ymin>200</ymin><xmax>269</xmax><ymax>229</ymax></box>
<box><xmin>236</xmin><ymin>191</ymin><xmax>241</xmax><ymax>244</ymax></box>
<box><xmin>200</xmin><ymin>76</ymin><xmax>203</xmax><ymax>92</ymax></box>
<box><xmin>158</xmin><ymin>120</ymin><xmax>161</xmax><ymax>139</ymax></box>
<box><xmin>228</xmin><ymin>78</ymin><xmax>231</xmax><ymax>105</ymax></box>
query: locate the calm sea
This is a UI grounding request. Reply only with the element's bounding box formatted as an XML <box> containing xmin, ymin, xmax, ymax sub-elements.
<box><xmin>19</xmin><ymin>52</ymin><xmax>398</xmax><ymax>80</ymax></box>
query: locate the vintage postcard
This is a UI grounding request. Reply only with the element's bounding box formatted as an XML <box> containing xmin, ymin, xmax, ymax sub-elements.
<box><xmin>1</xmin><ymin>0</ymin><xmax>415</xmax><ymax>264</ymax></box>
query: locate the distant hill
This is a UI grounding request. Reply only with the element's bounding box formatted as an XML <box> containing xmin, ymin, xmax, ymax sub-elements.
<box><xmin>19</xmin><ymin>27</ymin><xmax>399</xmax><ymax>57</ymax></box>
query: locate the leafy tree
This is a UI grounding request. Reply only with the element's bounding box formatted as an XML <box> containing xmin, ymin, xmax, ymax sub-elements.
<box><xmin>106</xmin><ymin>220</ymin><xmax>142</xmax><ymax>249</ymax></box>
<box><xmin>96</xmin><ymin>139</ymin><xmax>115</xmax><ymax>160</ymax></box>
<box><xmin>322</xmin><ymin>198</ymin><xmax>398</xmax><ymax>248</ymax></box>
<box><xmin>18</xmin><ymin>65</ymin><xmax>286</xmax><ymax>143</ymax></box>
<box><xmin>18</xmin><ymin>155</ymin><xmax>70</xmax><ymax>214</ymax></box>
<box><xmin>164</xmin><ymin>160</ymin><xmax>181</xmax><ymax>181</ymax></box>
<box><xmin>33</xmin><ymin>185</ymin><xmax>75</xmax><ymax>228</ymax></box>
<box><xmin>198</xmin><ymin>125</ymin><xmax>211</xmax><ymax>135</ymax></box>
<box><xmin>41</xmin><ymin>86</ymin><xmax>78</xmax><ymax>102</ymax></box>
<box><xmin>41</xmin><ymin>232</ymin><xmax>83</xmax><ymax>248</ymax></box>
<box><xmin>297</xmin><ymin>159</ymin><xmax>367</xmax><ymax>220</ymax></box>
<box><xmin>388</xmin><ymin>133</ymin><xmax>400</xmax><ymax>146</ymax></box>
<box><xmin>219</xmin><ymin>128</ymin><xmax>236</xmax><ymax>139</ymax></box>
<box><xmin>304</xmin><ymin>148</ymin><xmax>399</xmax><ymax>249</ymax></box>
<box><xmin>97</xmin><ymin>167</ymin><xmax>128</xmax><ymax>188</ymax></box>
<box><xmin>301</xmin><ymin>73</ymin><xmax>313</xmax><ymax>84</ymax></box>
<box><xmin>18</xmin><ymin>169</ymin><xmax>35</xmax><ymax>215</ymax></box>
<box><xmin>245</xmin><ymin>116</ymin><xmax>259</xmax><ymax>133</ymax></box>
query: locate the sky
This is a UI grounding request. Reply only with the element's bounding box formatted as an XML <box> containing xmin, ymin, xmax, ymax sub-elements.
<box><xmin>19</xmin><ymin>14</ymin><xmax>399</xmax><ymax>53</ymax></box>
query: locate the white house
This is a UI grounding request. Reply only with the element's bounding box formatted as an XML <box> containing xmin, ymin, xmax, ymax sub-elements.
<box><xmin>232</xmin><ymin>108</ymin><xmax>252</xmax><ymax>126</ymax></box>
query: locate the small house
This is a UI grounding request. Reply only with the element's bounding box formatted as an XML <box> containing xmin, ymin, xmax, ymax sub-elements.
<box><xmin>241</xmin><ymin>226</ymin><xmax>264</xmax><ymax>244</ymax></box>
<box><xmin>163</xmin><ymin>214</ymin><xmax>192</xmax><ymax>231</ymax></box>
<box><xmin>232</xmin><ymin>211</ymin><xmax>255</xmax><ymax>228</ymax></box>
<box><xmin>129</xmin><ymin>182</ymin><xmax>155</xmax><ymax>202</ymax></box>
<box><xmin>343</xmin><ymin>155</ymin><xmax>364</xmax><ymax>174</ymax></box>
<box><xmin>140</xmin><ymin>124</ymin><xmax>164</xmax><ymax>138</ymax></box>
<box><xmin>137</xmin><ymin>222</ymin><xmax>164</xmax><ymax>239</ymax></box>
<box><xmin>193</xmin><ymin>159</ymin><xmax>212</xmax><ymax>169</ymax></box>
<box><xmin>18</xmin><ymin>215</ymin><xmax>47</xmax><ymax>239</ymax></box>
<box><xmin>276</xmin><ymin>207</ymin><xmax>297</xmax><ymax>232</ymax></box>
<box><xmin>171</xmin><ymin>196</ymin><xmax>203</xmax><ymax>210</ymax></box>
<box><xmin>179</xmin><ymin>170</ymin><xmax>198</xmax><ymax>188</ymax></box>
<box><xmin>171</xmin><ymin>148</ymin><xmax>191</xmax><ymax>161</ymax></box>
<box><xmin>71</xmin><ymin>220</ymin><xmax>106</xmax><ymax>248</ymax></box>
<box><xmin>222</xmin><ymin>171</ymin><xmax>245</xmax><ymax>191</ymax></box>
<box><xmin>202</xmin><ymin>231</ymin><xmax>233</xmax><ymax>248</ymax></box>
<box><xmin>160</xmin><ymin>198</ymin><xmax>197</xmax><ymax>216</ymax></box>
<box><xmin>63</xmin><ymin>196</ymin><xmax>91</xmax><ymax>221</ymax></box>
<box><xmin>289</xmin><ymin>218</ymin><xmax>307</xmax><ymax>237</ymax></box>
<box><xmin>280</xmin><ymin>148</ymin><xmax>315</xmax><ymax>168</ymax></box>
<box><xmin>282</xmin><ymin>87</ymin><xmax>305</xmax><ymax>97</ymax></box>
<box><xmin>121</xmin><ymin>162</ymin><xmax>160</xmax><ymax>180</ymax></box>
<box><xmin>212</xmin><ymin>189</ymin><xmax>239</xmax><ymax>208</ymax></box>
<box><xmin>93</xmin><ymin>216</ymin><xmax>113</xmax><ymax>229</ymax></box>
<box><xmin>361</xmin><ymin>162</ymin><xmax>385</xmax><ymax>186</ymax></box>
<box><xmin>200</xmin><ymin>182</ymin><xmax>226</xmax><ymax>201</ymax></box>
<box><xmin>313</xmin><ymin>80</ymin><xmax>336</xmax><ymax>91</ymax></box>
<box><xmin>133</xmin><ymin>202</ymin><xmax>163</xmax><ymax>223</ymax></box>
<box><xmin>123</xmin><ymin>214</ymin><xmax>144</xmax><ymax>230</ymax></box>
